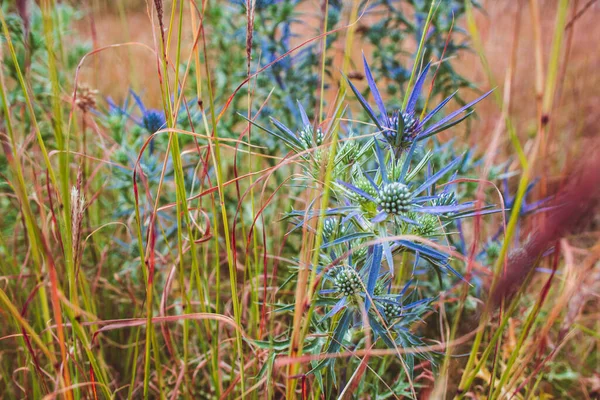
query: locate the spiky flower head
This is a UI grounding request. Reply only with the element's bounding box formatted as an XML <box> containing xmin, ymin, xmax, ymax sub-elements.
<box><xmin>339</xmin><ymin>148</ymin><xmax>480</xmax><ymax>229</ymax></box>
<box><xmin>377</xmin><ymin>182</ymin><xmax>412</xmax><ymax>214</ymax></box>
<box><xmin>354</xmin><ymin>179</ymin><xmax>378</xmax><ymax>203</ymax></box>
<box><xmin>333</xmin><ymin>266</ymin><xmax>363</xmax><ymax>297</ymax></box>
<box><xmin>355</xmin><ymin>246</ymin><xmax>369</xmax><ymax>260</ymax></box>
<box><xmin>263</xmin><ymin>101</ymin><xmax>330</xmax><ymax>155</ymax></box>
<box><xmin>141</xmin><ymin>110</ymin><xmax>166</xmax><ymax>134</ymax></box>
<box><xmin>298</xmin><ymin>125</ymin><xmax>324</xmax><ymax>149</ymax></box>
<box><xmin>435</xmin><ymin>191</ymin><xmax>457</xmax><ymax>207</ymax></box>
<box><xmin>316</xmin><ymin>129</ymin><xmax>324</xmax><ymax>146</ymax></box>
<box><xmin>383</xmin><ymin>110</ymin><xmax>421</xmax><ymax>150</ymax></box>
<box><xmin>322</xmin><ymin>218</ymin><xmax>337</xmax><ymax>239</ymax></box>
<box><xmin>373</xmin><ymin>279</ymin><xmax>387</xmax><ymax>297</ymax></box>
<box><xmin>339</xmin><ymin>139</ymin><xmax>360</xmax><ymax>164</ymax></box>
<box><xmin>346</xmin><ymin>55</ymin><xmax>492</xmax><ymax>155</ymax></box>
<box><xmin>346</xmin><ymin>167</ymin><xmax>378</xmax><ymax>205</ymax></box>
<box><xmin>130</xmin><ymin>90</ymin><xmax>166</xmax><ymax>134</ymax></box>
<box><xmin>415</xmin><ymin>213</ymin><xmax>438</xmax><ymax>236</ymax></box>
<box><xmin>485</xmin><ymin>242</ymin><xmax>501</xmax><ymax>260</ymax></box>
<box><xmin>381</xmin><ymin>301</ymin><xmax>403</xmax><ymax>321</ymax></box>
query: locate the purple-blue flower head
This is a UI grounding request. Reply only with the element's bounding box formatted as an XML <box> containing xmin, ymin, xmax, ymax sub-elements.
<box><xmin>141</xmin><ymin>110</ymin><xmax>166</xmax><ymax>134</ymax></box>
<box><xmin>130</xmin><ymin>90</ymin><xmax>166</xmax><ymax>134</ymax></box>
<box><xmin>345</xmin><ymin>55</ymin><xmax>493</xmax><ymax>155</ymax></box>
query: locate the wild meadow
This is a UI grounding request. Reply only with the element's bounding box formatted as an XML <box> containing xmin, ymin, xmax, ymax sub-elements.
<box><xmin>0</xmin><ymin>0</ymin><xmax>599</xmax><ymax>398</ymax></box>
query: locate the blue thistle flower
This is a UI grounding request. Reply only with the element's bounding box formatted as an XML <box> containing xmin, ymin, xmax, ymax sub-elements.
<box><xmin>141</xmin><ymin>110</ymin><xmax>166</xmax><ymax>134</ymax></box>
<box><xmin>128</xmin><ymin>90</ymin><xmax>166</xmax><ymax>155</ymax></box>
<box><xmin>322</xmin><ymin>217</ymin><xmax>341</xmax><ymax>241</ymax></box>
<box><xmin>374</xmin><ymin>279</ymin><xmax>432</xmax><ymax>326</ymax></box>
<box><xmin>130</xmin><ymin>90</ymin><xmax>166</xmax><ymax>134</ymax></box>
<box><xmin>412</xmin><ymin>213</ymin><xmax>439</xmax><ymax>237</ymax></box>
<box><xmin>320</xmin><ymin>245</ymin><xmax>423</xmax><ymax>323</ymax></box>
<box><xmin>345</xmin><ymin>55</ymin><xmax>493</xmax><ymax>155</ymax></box>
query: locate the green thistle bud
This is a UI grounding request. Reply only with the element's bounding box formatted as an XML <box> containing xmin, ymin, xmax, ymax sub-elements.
<box><xmin>299</xmin><ymin>125</ymin><xmax>324</xmax><ymax>148</ymax></box>
<box><xmin>373</xmin><ymin>280</ymin><xmax>387</xmax><ymax>297</ymax></box>
<box><xmin>334</xmin><ymin>266</ymin><xmax>363</xmax><ymax>297</ymax></box>
<box><xmin>435</xmin><ymin>191</ymin><xmax>457</xmax><ymax>207</ymax></box>
<box><xmin>486</xmin><ymin>242</ymin><xmax>501</xmax><ymax>260</ymax></box>
<box><xmin>381</xmin><ymin>301</ymin><xmax>402</xmax><ymax>321</ymax></box>
<box><xmin>315</xmin><ymin>128</ymin><xmax>324</xmax><ymax>146</ymax></box>
<box><xmin>349</xmin><ymin>175</ymin><xmax>378</xmax><ymax>204</ymax></box>
<box><xmin>340</xmin><ymin>140</ymin><xmax>359</xmax><ymax>164</ymax></box>
<box><xmin>114</xmin><ymin>148</ymin><xmax>130</xmax><ymax>166</ymax></box>
<box><xmin>377</xmin><ymin>182</ymin><xmax>412</xmax><ymax>214</ymax></box>
<box><xmin>415</xmin><ymin>214</ymin><xmax>438</xmax><ymax>236</ymax></box>
<box><xmin>322</xmin><ymin>218</ymin><xmax>337</xmax><ymax>239</ymax></box>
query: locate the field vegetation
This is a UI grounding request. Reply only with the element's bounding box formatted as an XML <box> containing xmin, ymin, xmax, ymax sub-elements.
<box><xmin>0</xmin><ymin>0</ymin><xmax>599</xmax><ymax>399</ymax></box>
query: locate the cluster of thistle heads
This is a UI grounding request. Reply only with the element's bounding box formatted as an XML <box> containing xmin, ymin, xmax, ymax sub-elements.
<box><xmin>253</xmin><ymin>55</ymin><xmax>497</xmax><ymax>369</ymax></box>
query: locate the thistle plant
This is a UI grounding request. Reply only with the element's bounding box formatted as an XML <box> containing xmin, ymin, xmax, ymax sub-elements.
<box><xmin>251</xmin><ymin>49</ymin><xmax>498</xmax><ymax>391</ymax></box>
<box><xmin>313</xmin><ymin>246</ymin><xmax>434</xmax><ymax>375</ymax></box>
<box><xmin>130</xmin><ymin>91</ymin><xmax>166</xmax><ymax>134</ymax></box>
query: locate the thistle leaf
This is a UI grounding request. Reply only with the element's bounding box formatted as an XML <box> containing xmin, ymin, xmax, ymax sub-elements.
<box><xmin>364</xmin><ymin>244</ymin><xmax>383</xmax><ymax>311</ymax></box>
